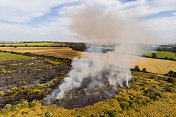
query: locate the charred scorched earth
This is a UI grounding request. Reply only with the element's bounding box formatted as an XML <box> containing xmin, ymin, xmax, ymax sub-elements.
<box><xmin>0</xmin><ymin>58</ymin><xmax>70</xmax><ymax>107</ymax></box>
<box><xmin>49</xmin><ymin>65</ymin><xmax>129</xmax><ymax>109</ymax></box>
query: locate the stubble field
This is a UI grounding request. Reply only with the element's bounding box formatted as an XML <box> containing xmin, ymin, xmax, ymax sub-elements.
<box><xmin>0</xmin><ymin>47</ymin><xmax>82</xmax><ymax>59</ymax></box>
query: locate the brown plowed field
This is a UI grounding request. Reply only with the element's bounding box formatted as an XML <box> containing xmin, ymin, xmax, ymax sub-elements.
<box><xmin>0</xmin><ymin>47</ymin><xmax>175</xmax><ymax>74</ymax></box>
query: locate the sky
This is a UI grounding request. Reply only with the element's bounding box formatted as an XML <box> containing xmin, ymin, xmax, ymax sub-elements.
<box><xmin>0</xmin><ymin>0</ymin><xmax>175</xmax><ymax>43</ymax></box>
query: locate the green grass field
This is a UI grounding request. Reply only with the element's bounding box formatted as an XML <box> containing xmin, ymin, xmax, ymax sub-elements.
<box><xmin>0</xmin><ymin>42</ymin><xmax>66</xmax><ymax>47</ymax></box>
<box><xmin>142</xmin><ymin>51</ymin><xmax>176</xmax><ymax>60</ymax></box>
<box><xmin>0</xmin><ymin>52</ymin><xmax>31</xmax><ymax>62</ymax></box>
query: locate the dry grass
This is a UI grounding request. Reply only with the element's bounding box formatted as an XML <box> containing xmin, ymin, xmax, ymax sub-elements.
<box><xmin>3</xmin><ymin>73</ymin><xmax>176</xmax><ymax>117</ymax></box>
<box><xmin>0</xmin><ymin>47</ymin><xmax>82</xmax><ymax>59</ymax></box>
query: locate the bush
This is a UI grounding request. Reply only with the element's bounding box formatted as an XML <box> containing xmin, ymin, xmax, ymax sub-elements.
<box><xmin>11</xmin><ymin>87</ymin><xmax>18</xmax><ymax>91</ymax></box>
<box><xmin>129</xmin><ymin>102</ymin><xmax>137</xmax><ymax>110</ymax></box>
<box><xmin>4</xmin><ymin>104</ymin><xmax>12</xmax><ymax>111</ymax></box>
<box><xmin>142</xmin><ymin>68</ymin><xmax>147</xmax><ymax>73</ymax></box>
<box><xmin>167</xmin><ymin>71</ymin><xmax>176</xmax><ymax>77</ymax></box>
<box><xmin>144</xmin><ymin>89</ymin><xmax>165</xmax><ymax>100</ymax></box>
<box><xmin>129</xmin><ymin>77</ymin><xmax>138</xmax><ymax>83</ymax></box>
<box><xmin>21</xmin><ymin>86</ymin><xmax>28</xmax><ymax>90</ymax></box>
<box><xmin>150</xmin><ymin>75</ymin><xmax>155</xmax><ymax>79</ymax></box>
<box><xmin>167</xmin><ymin>78</ymin><xmax>176</xmax><ymax>83</ymax></box>
<box><xmin>45</xmin><ymin>112</ymin><xmax>53</xmax><ymax>117</ymax></box>
<box><xmin>21</xmin><ymin>100</ymin><xmax>29</xmax><ymax>108</ymax></box>
<box><xmin>0</xmin><ymin>91</ymin><xmax>5</xmax><ymax>96</ymax></box>
<box><xmin>29</xmin><ymin>100</ymin><xmax>37</xmax><ymax>108</ymax></box>
<box><xmin>164</xmin><ymin>86</ymin><xmax>175</xmax><ymax>92</ymax></box>
<box><xmin>131</xmin><ymin>65</ymin><xmax>140</xmax><ymax>72</ymax></box>
<box><xmin>101</xmin><ymin>110</ymin><xmax>119</xmax><ymax>117</ymax></box>
<box><xmin>1</xmin><ymin>68</ymin><xmax>7</xmax><ymax>74</ymax></box>
<box><xmin>11</xmin><ymin>105</ymin><xmax>20</xmax><ymax>111</ymax></box>
<box><xmin>117</xmin><ymin>97</ymin><xmax>128</xmax><ymax>102</ymax></box>
<box><xmin>120</xmin><ymin>102</ymin><xmax>130</xmax><ymax>110</ymax></box>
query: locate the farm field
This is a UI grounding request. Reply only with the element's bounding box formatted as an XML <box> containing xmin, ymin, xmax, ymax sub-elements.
<box><xmin>0</xmin><ymin>47</ymin><xmax>176</xmax><ymax>74</ymax></box>
<box><xmin>0</xmin><ymin>42</ymin><xmax>66</xmax><ymax>47</ymax></box>
<box><xmin>82</xmin><ymin>52</ymin><xmax>176</xmax><ymax>74</ymax></box>
<box><xmin>0</xmin><ymin>52</ymin><xmax>31</xmax><ymax>62</ymax></box>
<box><xmin>0</xmin><ymin>47</ymin><xmax>82</xmax><ymax>59</ymax></box>
<box><xmin>142</xmin><ymin>51</ymin><xmax>176</xmax><ymax>60</ymax></box>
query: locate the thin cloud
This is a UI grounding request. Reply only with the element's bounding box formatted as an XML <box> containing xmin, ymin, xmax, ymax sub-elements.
<box><xmin>0</xmin><ymin>0</ymin><xmax>175</xmax><ymax>43</ymax></box>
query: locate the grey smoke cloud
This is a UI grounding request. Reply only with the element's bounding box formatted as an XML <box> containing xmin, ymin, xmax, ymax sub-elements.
<box><xmin>71</xmin><ymin>6</ymin><xmax>158</xmax><ymax>44</ymax></box>
<box><xmin>47</xmin><ymin>6</ymin><xmax>158</xmax><ymax>102</ymax></box>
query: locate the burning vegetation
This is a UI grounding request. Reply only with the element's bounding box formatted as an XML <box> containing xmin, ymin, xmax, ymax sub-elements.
<box><xmin>47</xmin><ymin>64</ymin><xmax>130</xmax><ymax>109</ymax></box>
<box><xmin>44</xmin><ymin>5</ymin><xmax>159</xmax><ymax>109</ymax></box>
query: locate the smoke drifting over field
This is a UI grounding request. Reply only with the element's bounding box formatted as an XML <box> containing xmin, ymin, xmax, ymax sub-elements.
<box><xmin>47</xmin><ymin>6</ymin><xmax>157</xmax><ymax>108</ymax></box>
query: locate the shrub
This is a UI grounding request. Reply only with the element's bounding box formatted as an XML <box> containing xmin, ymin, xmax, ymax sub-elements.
<box><xmin>0</xmin><ymin>91</ymin><xmax>5</xmax><ymax>96</ymax></box>
<box><xmin>21</xmin><ymin>100</ymin><xmax>29</xmax><ymax>108</ymax></box>
<box><xmin>11</xmin><ymin>105</ymin><xmax>20</xmax><ymax>111</ymax></box>
<box><xmin>164</xmin><ymin>86</ymin><xmax>175</xmax><ymax>92</ymax></box>
<box><xmin>45</xmin><ymin>112</ymin><xmax>53</xmax><ymax>117</ymax></box>
<box><xmin>21</xmin><ymin>86</ymin><xmax>28</xmax><ymax>90</ymax></box>
<box><xmin>120</xmin><ymin>102</ymin><xmax>130</xmax><ymax>110</ymax></box>
<box><xmin>129</xmin><ymin>102</ymin><xmax>137</xmax><ymax>110</ymax></box>
<box><xmin>132</xmin><ymin>65</ymin><xmax>140</xmax><ymax>72</ymax></box>
<box><xmin>142</xmin><ymin>68</ymin><xmax>147</xmax><ymax>73</ymax></box>
<box><xmin>167</xmin><ymin>78</ymin><xmax>176</xmax><ymax>83</ymax></box>
<box><xmin>150</xmin><ymin>75</ymin><xmax>155</xmax><ymax>79</ymax></box>
<box><xmin>11</xmin><ymin>87</ymin><xmax>18</xmax><ymax>91</ymax></box>
<box><xmin>144</xmin><ymin>89</ymin><xmax>165</xmax><ymax>100</ymax></box>
<box><xmin>29</xmin><ymin>100</ymin><xmax>37</xmax><ymax>108</ymax></box>
<box><xmin>129</xmin><ymin>77</ymin><xmax>138</xmax><ymax>83</ymax></box>
<box><xmin>117</xmin><ymin>97</ymin><xmax>128</xmax><ymax>102</ymax></box>
<box><xmin>102</xmin><ymin>110</ymin><xmax>119</xmax><ymax>117</ymax></box>
<box><xmin>46</xmin><ymin>88</ymin><xmax>52</xmax><ymax>92</ymax></box>
<box><xmin>1</xmin><ymin>68</ymin><xmax>7</xmax><ymax>74</ymax></box>
<box><xmin>167</xmin><ymin>70</ymin><xmax>176</xmax><ymax>77</ymax></box>
<box><xmin>4</xmin><ymin>104</ymin><xmax>12</xmax><ymax>111</ymax></box>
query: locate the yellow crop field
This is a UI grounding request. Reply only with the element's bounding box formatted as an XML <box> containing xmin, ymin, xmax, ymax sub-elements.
<box><xmin>82</xmin><ymin>53</ymin><xmax>176</xmax><ymax>74</ymax></box>
<box><xmin>134</xmin><ymin>56</ymin><xmax>176</xmax><ymax>74</ymax></box>
<box><xmin>0</xmin><ymin>47</ymin><xmax>82</xmax><ymax>59</ymax></box>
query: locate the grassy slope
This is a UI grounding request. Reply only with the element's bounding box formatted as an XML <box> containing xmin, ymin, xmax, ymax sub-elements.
<box><xmin>0</xmin><ymin>52</ymin><xmax>31</xmax><ymax>62</ymax></box>
<box><xmin>3</xmin><ymin>72</ymin><xmax>176</xmax><ymax>117</ymax></box>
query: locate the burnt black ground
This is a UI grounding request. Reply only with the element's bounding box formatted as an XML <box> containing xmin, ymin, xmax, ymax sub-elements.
<box><xmin>50</xmin><ymin>71</ymin><xmax>128</xmax><ymax>109</ymax></box>
<box><xmin>0</xmin><ymin>58</ymin><xmax>70</xmax><ymax>108</ymax></box>
<box><xmin>0</xmin><ymin>58</ymin><xmax>69</xmax><ymax>91</ymax></box>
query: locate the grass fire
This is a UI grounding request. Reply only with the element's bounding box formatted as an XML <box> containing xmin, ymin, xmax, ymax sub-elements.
<box><xmin>0</xmin><ymin>1</ymin><xmax>176</xmax><ymax>117</ymax></box>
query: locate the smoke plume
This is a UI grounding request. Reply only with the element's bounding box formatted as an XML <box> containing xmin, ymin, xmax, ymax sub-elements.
<box><xmin>46</xmin><ymin>6</ymin><xmax>157</xmax><ymax>108</ymax></box>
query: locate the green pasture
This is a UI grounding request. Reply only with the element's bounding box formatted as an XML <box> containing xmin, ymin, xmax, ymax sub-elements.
<box><xmin>0</xmin><ymin>52</ymin><xmax>31</xmax><ymax>62</ymax></box>
<box><xmin>142</xmin><ymin>51</ymin><xmax>176</xmax><ymax>60</ymax></box>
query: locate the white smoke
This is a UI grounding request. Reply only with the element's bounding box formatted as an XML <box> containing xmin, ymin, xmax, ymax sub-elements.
<box><xmin>48</xmin><ymin>6</ymin><xmax>157</xmax><ymax>101</ymax></box>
